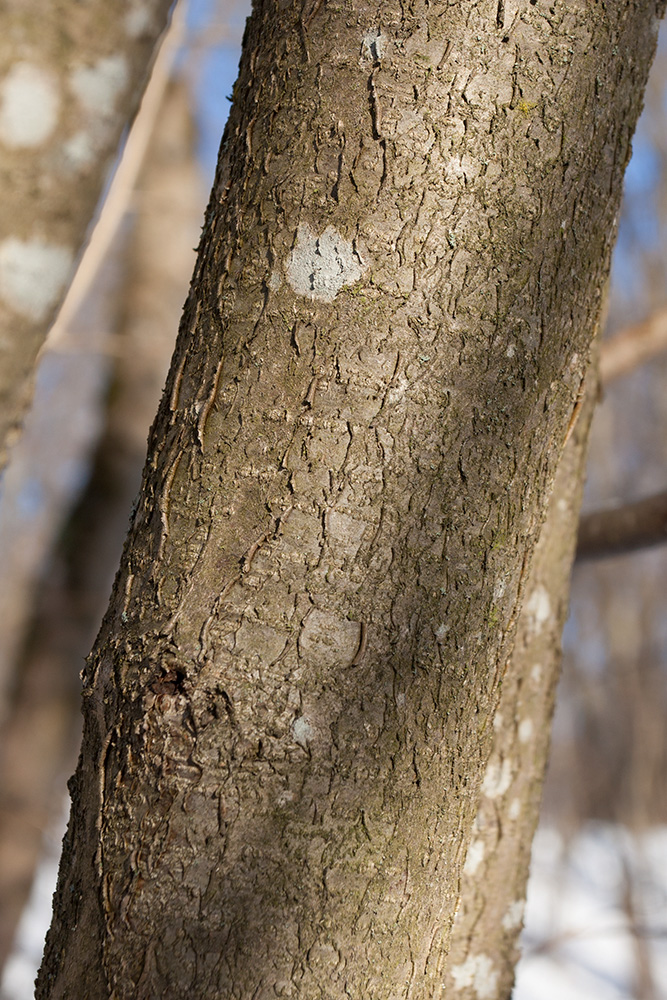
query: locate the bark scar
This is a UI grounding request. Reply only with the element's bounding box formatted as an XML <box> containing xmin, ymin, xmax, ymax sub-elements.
<box><xmin>303</xmin><ymin>376</ymin><xmax>318</xmax><ymax>407</ymax></box>
<box><xmin>369</xmin><ymin>68</ymin><xmax>383</xmax><ymax>140</ymax></box>
<box><xmin>350</xmin><ymin>622</ymin><xmax>368</xmax><ymax>666</ymax></box>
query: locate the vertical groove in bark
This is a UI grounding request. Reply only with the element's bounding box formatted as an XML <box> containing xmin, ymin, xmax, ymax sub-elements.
<box><xmin>446</xmin><ymin>362</ymin><xmax>598</xmax><ymax>999</ymax></box>
<box><xmin>37</xmin><ymin>2</ymin><xmax>665</xmax><ymax>998</ymax></box>
<box><xmin>0</xmin><ymin>0</ymin><xmax>173</xmax><ymax>464</ymax></box>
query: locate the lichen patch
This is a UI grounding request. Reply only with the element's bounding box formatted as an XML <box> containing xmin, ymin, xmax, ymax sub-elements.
<box><xmin>70</xmin><ymin>54</ymin><xmax>129</xmax><ymax>118</ymax></box>
<box><xmin>0</xmin><ymin>63</ymin><xmax>59</xmax><ymax>148</ymax></box>
<box><xmin>125</xmin><ymin>3</ymin><xmax>153</xmax><ymax>37</ymax></box>
<box><xmin>360</xmin><ymin>29</ymin><xmax>386</xmax><ymax>65</ymax></box>
<box><xmin>61</xmin><ymin>130</ymin><xmax>96</xmax><ymax>170</ymax></box>
<box><xmin>481</xmin><ymin>757</ymin><xmax>513</xmax><ymax>799</ymax></box>
<box><xmin>450</xmin><ymin>954</ymin><xmax>499</xmax><ymax>999</ymax></box>
<box><xmin>463</xmin><ymin>838</ymin><xmax>485</xmax><ymax>876</ymax></box>
<box><xmin>501</xmin><ymin>899</ymin><xmax>525</xmax><ymax>932</ymax></box>
<box><xmin>286</xmin><ymin>223</ymin><xmax>364</xmax><ymax>301</ymax></box>
<box><xmin>0</xmin><ymin>238</ymin><xmax>73</xmax><ymax>320</ymax></box>
<box><xmin>292</xmin><ymin>716</ymin><xmax>314</xmax><ymax>748</ymax></box>
<box><xmin>524</xmin><ymin>584</ymin><xmax>552</xmax><ymax>636</ymax></box>
<box><xmin>518</xmin><ymin>718</ymin><xmax>534</xmax><ymax>743</ymax></box>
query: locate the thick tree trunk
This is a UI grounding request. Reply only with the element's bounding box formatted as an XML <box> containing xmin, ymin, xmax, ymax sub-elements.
<box><xmin>0</xmin><ymin>0</ymin><xmax>173</xmax><ymax>464</ymax></box>
<box><xmin>37</xmin><ymin>2</ymin><xmax>663</xmax><ymax>997</ymax></box>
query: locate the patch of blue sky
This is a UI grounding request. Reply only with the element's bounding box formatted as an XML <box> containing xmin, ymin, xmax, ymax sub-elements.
<box><xmin>186</xmin><ymin>0</ymin><xmax>250</xmax><ymax>181</ymax></box>
<box><xmin>611</xmin><ymin>118</ymin><xmax>663</xmax><ymax>305</ymax></box>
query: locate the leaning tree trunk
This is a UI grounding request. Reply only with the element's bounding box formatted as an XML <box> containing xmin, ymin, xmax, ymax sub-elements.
<box><xmin>37</xmin><ymin>2</ymin><xmax>664</xmax><ymax>998</ymax></box>
<box><xmin>0</xmin><ymin>0</ymin><xmax>173</xmax><ymax>465</ymax></box>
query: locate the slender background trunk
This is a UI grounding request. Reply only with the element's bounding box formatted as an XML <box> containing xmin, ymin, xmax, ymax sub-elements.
<box><xmin>0</xmin><ymin>0</ymin><xmax>173</xmax><ymax>464</ymax></box>
<box><xmin>38</xmin><ymin>2</ymin><xmax>664</xmax><ymax>997</ymax></box>
<box><xmin>0</xmin><ymin>74</ymin><xmax>203</xmax><ymax>975</ymax></box>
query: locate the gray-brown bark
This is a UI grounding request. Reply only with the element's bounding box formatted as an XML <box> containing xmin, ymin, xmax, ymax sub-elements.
<box><xmin>0</xmin><ymin>0</ymin><xmax>173</xmax><ymax>465</ymax></box>
<box><xmin>37</xmin><ymin>2</ymin><xmax>664</xmax><ymax>998</ymax></box>
<box><xmin>446</xmin><ymin>364</ymin><xmax>597</xmax><ymax>998</ymax></box>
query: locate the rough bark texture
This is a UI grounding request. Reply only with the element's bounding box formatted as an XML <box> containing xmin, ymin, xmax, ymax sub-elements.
<box><xmin>38</xmin><ymin>2</ymin><xmax>664</xmax><ymax>998</ymax></box>
<box><xmin>445</xmin><ymin>365</ymin><xmax>597</xmax><ymax>999</ymax></box>
<box><xmin>0</xmin><ymin>0</ymin><xmax>173</xmax><ymax>464</ymax></box>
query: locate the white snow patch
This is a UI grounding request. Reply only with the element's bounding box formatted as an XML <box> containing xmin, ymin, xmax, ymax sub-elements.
<box><xmin>0</xmin><ymin>238</ymin><xmax>73</xmax><ymax>321</ymax></box>
<box><xmin>70</xmin><ymin>54</ymin><xmax>129</xmax><ymax>117</ymax></box>
<box><xmin>482</xmin><ymin>757</ymin><xmax>513</xmax><ymax>799</ymax></box>
<box><xmin>515</xmin><ymin>824</ymin><xmax>667</xmax><ymax>1000</ymax></box>
<box><xmin>518</xmin><ymin>718</ymin><xmax>534</xmax><ymax>744</ymax></box>
<box><xmin>0</xmin><ymin>63</ymin><xmax>59</xmax><ymax>148</ymax></box>
<box><xmin>292</xmin><ymin>715</ymin><xmax>314</xmax><ymax>747</ymax></box>
<box><xmin>360</xmin><ymin>28</ymin><xmax>386</xmax><ymax>65</ymax></box>
<box><xmin>450</xmin><ymin>954</ymin><xmax>498</xmax><ymax>999</ymax></box>
<box><xmin>286</xmin><ymin>223</ymin><xmax>363</xmax><ymax>301</ymax></box>
<box><xmin>525</xmin><ymin>585</ymin><xmax>552</xmax><ymax>635</ymax></box>
<box><xmin>502</xmin><ymin>898</ymin><xmax>525</xmax><ymax>931</ymax></box>
<box><xmin>464</xmin><ymin>838</ymin><xmax>485</xmax><ymax>876</ymax></box>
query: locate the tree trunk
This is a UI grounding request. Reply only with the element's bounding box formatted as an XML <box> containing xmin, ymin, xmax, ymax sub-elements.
<box><xmin>0</xmin><ymin>73</ymin><xmax>203</xmax><ymax>974</ymax></box>
<box><xmin>0</xmin><ymin>0</ymin><xmax>173</xmax><ymax>464</ymax></box>
<box><xmin>445</xmin><ymin>363</ymin><xmax>598</xmax><ymax>998</ymax></box>
<box><xmin>37</xmin><ymin>2</ymin><xmax>664</xmax><ymax>997</ymax></box>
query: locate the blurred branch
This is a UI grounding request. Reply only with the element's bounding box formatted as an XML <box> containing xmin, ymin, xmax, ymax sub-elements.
<box><xmin>576</xmin><ymin>490</ymin><xmax>667</xmax><ymax>561</ymax></box>
<box><xmin>600</xmin><ymin>306</ymin><xmax>667</xmax><ymax>384</ymax></box>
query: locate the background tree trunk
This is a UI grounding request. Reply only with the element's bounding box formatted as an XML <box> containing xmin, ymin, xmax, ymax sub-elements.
<box><xmin>37</xmin><ymin>1</ymin><xmax>664</xmax><ymax>997</ymax></box>
<box><xmin>0</xmin><ymin>73</ymin><xmax>203</xmax><ymax>975</ymax></box>
<box><xmin>0</xmin><ymin>0</ymin><xmax>173</xmax><ymax>464</ymax></box>
<box><xmin>445</xmin><ymin>364</ymin><xmax>598</xmax><ymax>998</ymax></box>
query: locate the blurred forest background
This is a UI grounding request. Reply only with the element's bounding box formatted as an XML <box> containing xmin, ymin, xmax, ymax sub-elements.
<box><xmin>0</xmin><ymin>2</ymin><xmax>666</xmax><ymax>997</ymax></box>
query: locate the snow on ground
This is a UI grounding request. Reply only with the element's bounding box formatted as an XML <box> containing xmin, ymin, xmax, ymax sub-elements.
<box><xmin>0</xmin><ymin>814</ymin><xmax>63</xmax><ymax>1000</ymax></box>
<box><xmin>514</xmin><ymin>825</ymin><xmax>667</xmax><ymax>1000</ymax></box>
<box><xmin>1</xmin><ymin>822</ymin><xmax>666</xmax><ymax>999</ymax></box>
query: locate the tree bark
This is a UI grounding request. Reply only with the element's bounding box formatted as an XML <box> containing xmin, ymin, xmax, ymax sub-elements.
<box><xmin>37</xmin><ymin>2</ymin><xmax>664</xmax><ymax>997</ymax></box>
<box><xmin>445</xmin><ymin>365</ymin><xmax>597</xmax><ymax>998</ymax></box>
<box><xmin>0</xmin><ymin>0</ymin><xmax>173</xmax><ymax>465</ymax></box>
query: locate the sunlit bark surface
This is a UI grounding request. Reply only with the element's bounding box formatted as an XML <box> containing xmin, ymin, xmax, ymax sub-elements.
<box><xmin>37</xmin><ymin>1</ymin><xmax>664</xmax><ymax>997</ymax></box>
